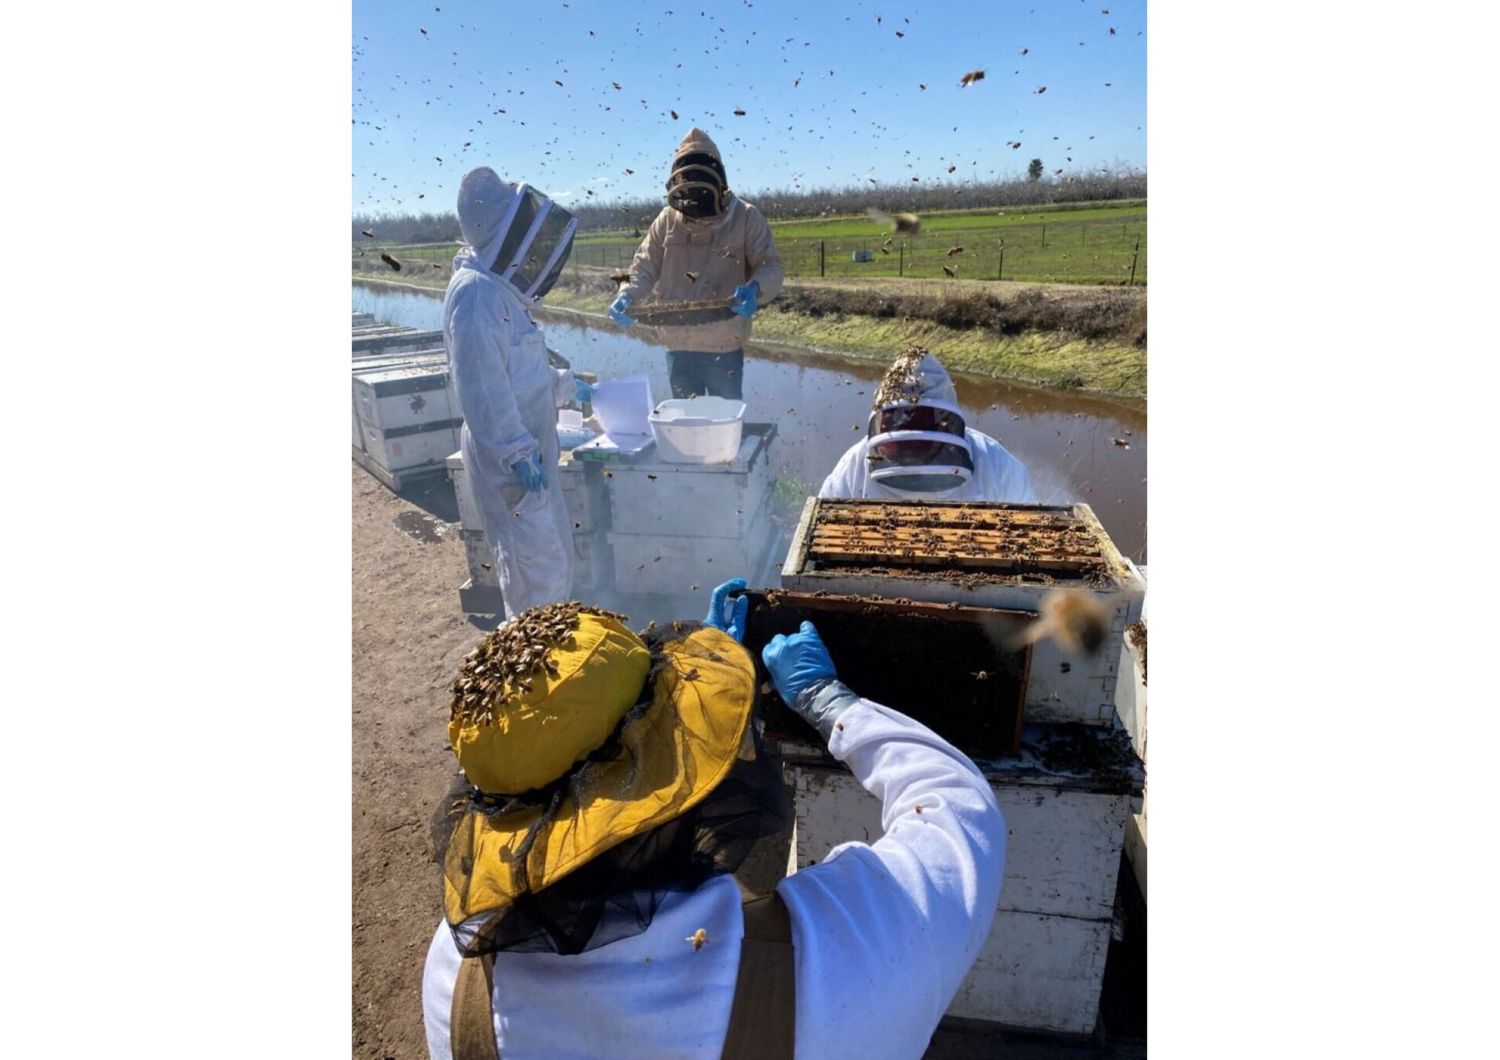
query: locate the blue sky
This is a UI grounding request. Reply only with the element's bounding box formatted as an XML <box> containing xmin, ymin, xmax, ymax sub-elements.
<box><xmin>353</xmin><ymin>0</ymin><xmax>1145</xmax><ymax>216</ymax></box>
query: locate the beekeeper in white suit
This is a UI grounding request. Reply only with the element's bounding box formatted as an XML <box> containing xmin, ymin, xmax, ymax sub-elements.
<box><xmin>820</xmin><ymin>346</ymin><xmax>1036</xmax><ymax>502</ymax></box>
<box><xmin>444</xmin><ymin>167</ymin><xmax>592</xmax><ymax>618</ymax></box>
<box><xmin>422</xmin><ymin>585</ymin><xmax>1006</xmax><ymax>1059</ymax></box>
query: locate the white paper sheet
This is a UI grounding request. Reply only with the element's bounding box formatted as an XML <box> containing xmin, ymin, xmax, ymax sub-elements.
<box><xmin>589</xmin><ymin>375</ymin><xmax>654</xmax><ymax>448</ymax></box>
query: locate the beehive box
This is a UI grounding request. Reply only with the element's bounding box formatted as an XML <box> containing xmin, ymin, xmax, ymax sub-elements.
<box><xmin>608</xmin><ymin>506</ymin><xmax>775</xmax><ymax>596</ymax></box>
<box><xmin>353</xmin><ymin>363</ymin><xmax>459</xmax><ymax>433</ymax></box>
<box><xmin>356</xmin><ymin>421</ymin><xmax>460</xmax><ymax>489</ymax></box>
<box><xmin>603</xmin><ymin>423</ymin><xmax>775</xmax><ymax>537</ymax></box>
<box><xmin>783</xmin><ymin>724</ymin><xmax>1143</xmax><ymax>1036</ymax></box>
<box><xmin>351</xmin><ymin>348</ymin><xmax>447</xmax><ymax>373</ymax></box>
<box><xmin>351</xmin><ymin>327</ymin><xmax>444</xmax><ymax>355</ymax></box>
<box><xmin>741</xmin><ymin>591</ymin><xmax>1033</xmax><ymax>757</ymax></box>
<box><xmin>448</xmin><ymin>450</ymin><xmax>614</xmax><ymax>607</ymax></box>
<box><xmin>447</xmin><ymin>451</ymin><xmax>483</xmax><ymax>531</ymax></box>
<box><xmin>781</xmin><ymin>499</ymin><xmax>1143</xmax><ymax>725</ymax></box>
<box><xmin>352</xmin><ymin>311</ymin><xmax>376</xmax><ymax>328</ymax></box>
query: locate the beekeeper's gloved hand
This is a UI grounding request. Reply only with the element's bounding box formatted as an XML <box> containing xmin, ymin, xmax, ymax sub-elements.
<box><xmin>574</xmin><ymin>378</ymin><xmax>594</xmax><ymax>404</ymax></box>
<box><xmin>729</xmin><ymin>282</ymin><xmax>760</xmax><ymax>319</ymax></box>
<box><xmin>609</xmin><ymin>292</ymin><xmax>635</xmax><ymax>327</ymax></box>
<box><xmin>704</xmin><ymin>579</ymin><xmax>749</xmax><ymax>642</ymax></box>
<box><xmin>512</xmin><ymin>453</ymin><xmax>548</xmax><ymax>493</ymax></box>
<box><xmin>762</xmin><ymin>621</ymin><xmax>858</xmax><ymax>740</ymax></box>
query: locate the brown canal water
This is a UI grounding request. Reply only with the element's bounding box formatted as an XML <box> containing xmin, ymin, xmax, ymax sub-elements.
<box><xmin>353</xmin><ymin>282</ymin><xmax>1147</xmax><ymax>561</ymax></box>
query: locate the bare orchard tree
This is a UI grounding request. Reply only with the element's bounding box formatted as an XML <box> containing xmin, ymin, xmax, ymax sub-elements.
<box><xmin>354</xmin><ymin>165</ymin><xmax>1145</xmax><ymax>242</ymax></box>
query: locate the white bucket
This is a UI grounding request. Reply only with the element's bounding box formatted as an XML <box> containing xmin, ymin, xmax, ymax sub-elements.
<box><xmin>648</xmin><ymin>397</ymin><xmax>746</xmax><ymax>464</ymax></box>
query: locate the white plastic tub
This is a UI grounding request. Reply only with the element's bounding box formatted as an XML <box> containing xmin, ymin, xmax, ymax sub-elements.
<box><xmin>648</xmin><ymin>397</ymin><xmax>746</xmax><ymax>464</ymax></box>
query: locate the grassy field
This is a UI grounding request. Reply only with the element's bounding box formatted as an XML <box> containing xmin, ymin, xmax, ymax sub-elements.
<box><xmin>354</xmin><ymin>261</ymin><xmax>1146</xmax><ymax>397</ymax></box>
<box><xmin>358</xmin><ymin>200</ymin><xmax>1147</xmax><ymax>286</ymax></box>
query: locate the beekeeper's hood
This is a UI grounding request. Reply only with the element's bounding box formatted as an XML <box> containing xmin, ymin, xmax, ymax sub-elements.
<box><xmin>667</xmin><ymin>128</ymin><xmax>731</xmax><ymax>220</ymax></box>
<box><xmin>866</xmin><ymin>347</ymin><xmax>975</xmax><ymax>493</ymax></box>
<box><xmin>454</xmin><ymin>166</ymin><xmax>577</xmax><ymax>299</ymax></box>
<box><xmin>439</xmin><ymin>604</ymin><xmax>785</xmax><ymax>957</ymax></box>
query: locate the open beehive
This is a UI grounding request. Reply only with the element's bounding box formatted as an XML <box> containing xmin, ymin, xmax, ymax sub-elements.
<box><xmin>741</xmin><ymin>590</ymin><xmax>1034</xmax><ymax>757</ymax></box>
<box><xmin>782</xmin><ymin>499</ymin><xmax>1144</xmax><ymax>726</ymax></box>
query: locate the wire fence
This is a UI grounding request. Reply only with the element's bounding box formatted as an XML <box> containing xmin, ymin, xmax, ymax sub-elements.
<box><xmin>356</xmin><ymin>216</ymin><xmax>1147</xmax><ymax>285</ymax></box>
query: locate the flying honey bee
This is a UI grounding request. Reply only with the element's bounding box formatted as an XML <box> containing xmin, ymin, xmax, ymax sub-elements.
<box><xmin>959</xmin><ymin>69</ymin><xmax>986</xmax><ymax>87</ymax></box>
<box><xmin>610</xmin><ymin>271</ymin><xmax>632</xmax><ymax>284</ymax></box>
<box><xmin>946</xmin><ymin>245</ymin><xmax>964</xmax><ymax>257</ymax></box>
<box><xmin>942</xmin><ymin>265</ymin><xmax>957</xmax><ymax>277</ymax></box>
<box><xmin>670</xmin><ymin>109</ymin><xmax>679</xmax><ymax>119</ymax></box>
<box><xmin>1016</xmin><ymin>590</ymin><xmax>1110</xmax><ymax>656</ymax></box>
<box><xmin>866</xmin><ymin>208</ymin><xmax>920</xmax><ymax>235</ymax></box>
<box><xmin>685</xmin><ymin>270</ymin><xmax>699</xmax><ymax>282</ymax></box>
<box><xmin>361</xmin><ymin>229</ymin><xmax>375</xmax><ymax>238</ymax></box>
<box><xmin>733</xmin><ymin>108</ymin><xmax>746</xmax><ymax>116</ymax></box>
<box><xmin>380</xmin><ymin>252</ymin><xmax>401</xmax><ymax>271</ymax></box>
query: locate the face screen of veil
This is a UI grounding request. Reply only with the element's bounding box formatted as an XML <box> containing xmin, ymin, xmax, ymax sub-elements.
<box><xmin>866</xmin><ymin>348</ymin><xmax>976</xmax><ymax>493</ymax></box>
<box><xmin>666</xmin><ymin>152</ymin><xmax>727</xmax><ymax>219</ymax></box>
<box><xmin>491</xmin><ymin>183</ymin><xmax>577</xmax><ymax>299</ymax></box>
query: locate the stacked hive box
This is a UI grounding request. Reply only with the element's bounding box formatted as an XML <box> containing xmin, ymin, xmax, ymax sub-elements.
<box><xmin>771</xmin><ymin>498</ymin><xmax>1146</xmax><ymax>1037</ymax></box>
<box><xmin>351</xmin><ymin>319</ymin><xmax>458</xmax><ymax>491</ymax></box>
<box><xmin>446</xmin><ymin>449</ymin><xmax>613</xmax><ymax>615</ymax></box>
<box><xmin>602</xmin><ymin>424</ymin><xmax>778</xmax><ymax>596</ymax></box>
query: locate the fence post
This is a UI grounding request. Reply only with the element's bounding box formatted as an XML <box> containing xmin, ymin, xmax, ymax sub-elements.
<box><xmin>819</xmin><ymin>240</ymin><xmax>825</xmax><ymax>278</ymax></box>
<box><xmin>898</xmin><ymin>242</ymin><xmax>904</xmax><ymax>277</ymax></box>
<box><xmin>997</xmin><ymin>245</ymin><xmax>1004</xmax><ymax>281</ymax></box>
<box><xmin>1041</xmin><ymin>223</ymin><xmax>1046</xmax><ymax>248</ymax></box>
<box><xmin>1128</xmin><ymin>237</ymin><xmax>1141</xmax><ymax>286</ymax></box>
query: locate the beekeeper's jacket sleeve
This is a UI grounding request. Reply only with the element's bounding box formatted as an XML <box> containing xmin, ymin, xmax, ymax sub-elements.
<box><xmin>777</xmin><ymin>698</ymin><xmax>1006</xmax><ymax>1057</ymax></box>
<box><xmin>446</xmin><ymin>282</ymin><xmax>537</xmax><ymax>469</ymax></box>
<box><xmin>619</xmin><ymin>211</ymin><xmax>667</xmax><ymax>306</ymax></box>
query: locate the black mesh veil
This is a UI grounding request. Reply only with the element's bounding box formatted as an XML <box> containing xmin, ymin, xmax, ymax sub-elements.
<box><xmin>430</xmin><ymin>622</ymin><xmax>790</xmax><ymax>958</ymax></box>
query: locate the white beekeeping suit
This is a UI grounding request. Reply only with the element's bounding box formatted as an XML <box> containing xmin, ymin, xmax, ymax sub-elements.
<box><xmin>819</xmin><ymin>349</ymin><xmax>1037</xmax><ymax>503</ymax></box>
<box><xmin>444</xmin><ymin>167</ymin><xmax>580</xmax><ymax>618</ymax></box>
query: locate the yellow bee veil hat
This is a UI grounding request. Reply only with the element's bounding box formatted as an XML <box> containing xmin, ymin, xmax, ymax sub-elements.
<box><xmin>437</xmin><ymin>605</ymin><xmax>786</xmax><ymax>957</ymax></box>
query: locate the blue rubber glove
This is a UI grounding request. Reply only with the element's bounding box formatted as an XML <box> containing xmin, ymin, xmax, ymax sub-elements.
<box><xmin>609</xmin><ymin>292</ymin><xmax>635</xmax><ymax>327</ymax></box>
<box><xmin>704</xmin><ymin>579</ymin><xmax>749</xmax><ymax>642</ymax></box>
<box><xmin>574</xmin><ymin>378</ymin><xmax>594</xmax><ymax>404</ymax></box>
<box><xmin>730</xmin><ymin>281</ymin><xmax>760</xmax><ymax>319</ymax></box>
<box><xmin>512</xmin><ymin>454</ymin><xmax>548</xmax><ymax>493</ymax></box>
<box><xmin>762</xmin><ymin>621</ymin><xmax>857</xmax><ymax>739</ymax></box>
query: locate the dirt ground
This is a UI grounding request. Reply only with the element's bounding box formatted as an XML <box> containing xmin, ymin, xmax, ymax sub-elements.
<box><xmin>351</xmin><ymin>463</ymin><xmax>1143</xmax><ymax>1059</ymax></box>
<box><xmin>352</xmin><ymin>465</ymin><xmax>479</xmax><ymax>1060</ymax></box>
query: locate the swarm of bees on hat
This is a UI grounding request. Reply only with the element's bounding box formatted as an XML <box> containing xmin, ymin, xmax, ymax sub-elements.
<box><xmin>449</xmin><ymin>601</ymin><xmax>629</xmax><ymax>727</ymax></box>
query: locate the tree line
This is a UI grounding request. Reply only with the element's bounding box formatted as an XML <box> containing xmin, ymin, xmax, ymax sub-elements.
<box><xmin>353</xmin><ymin>164</ymin><xmax>1145</xmax><ymax>244</ymax></box>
